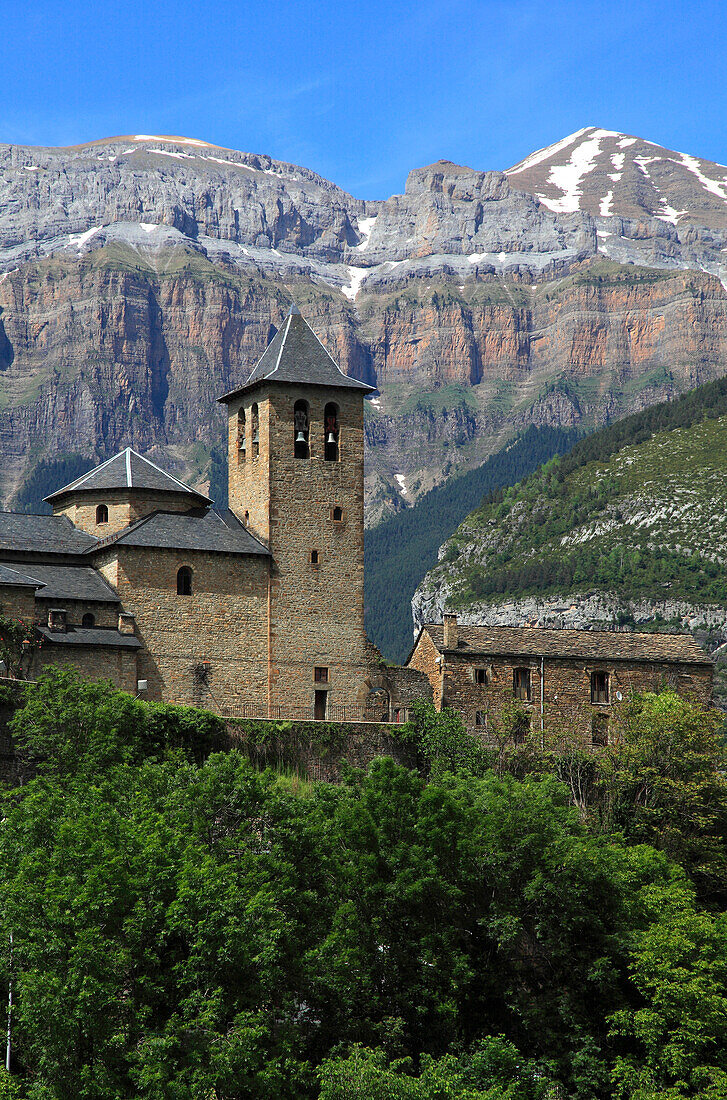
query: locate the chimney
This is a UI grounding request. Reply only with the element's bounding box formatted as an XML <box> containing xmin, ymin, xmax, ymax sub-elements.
<box><xmin>48</xmin><ymin>608</ymin><xmax>67</xmax><ymax>633</ymax></box>
<box><xmin>443</xmin><ymin>613</ymin><xmax>458</xmax><ymax>650</ymax></box>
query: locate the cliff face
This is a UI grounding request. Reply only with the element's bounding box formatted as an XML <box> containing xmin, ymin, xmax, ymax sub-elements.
<box><xmin>1</xmin><ymin>132</ymin><xmax>727</xmax><ymax>521</ymax></box>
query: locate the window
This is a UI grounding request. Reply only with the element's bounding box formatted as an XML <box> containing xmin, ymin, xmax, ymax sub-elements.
<box><xmin>244</xmin><ymin>510</ymin><xmax>250</xmax><ymax>525</ymax></box>
<box><xmin>473</xmin><ymin>667</ymin><xmax>488</xmax><ymax>685</ymax></box>
<box><xmin>81</xmin><ymin>613</ymin><xmax>95</xmax><ymax>628</ymax></box>
<box><xmin>513</xmin><ymin>712</ymin><xmax>531</xmax><ymax>745</ymax></box>
<box><xmin>310</xmin><ymin>549</ymin><xmax>319</xmax><ymax>565</ymax></box>
<box><xmin>314</xmin><ymin>666</ymin><xmax>329</xmax><ymax>683</ymax></box>
<box><xmin>96</xmin><ymin>504</ymin><xmax>108</xmax><ymax>525</ymax></box>
<box><xmin>513</xmin><ymin>667</ymin><xmax>531</xmax><ymax>701</ymax></box>
<box><xmin>237</xmin><ymin>408</ymin><xmax>246</xmax><ymax>456</ymax></box>
<box><xmin>177</xmin><ymin>566</ymin><xmax>193</xmax><ymax>596</ymax></box>
<box><xmin>332</xmin><ymin>506</ymin><xmax>343</xmax><ymax>523</ymax></box>
<box><xmin>294</xmin><ymin>399</ymin><xmax>310</xmax><ymax>459</ymax></box>
<box><xmin>251</xmin><ymin>403</ymin><xmax>259</xmax><ymax>458</ymax></box>
<box><xmin>324</xmin><ymin>402</ymin><xmax>339</xmax><ymax>461</ymax></box>
<box><xmin>591</xmin><ymin>670</ymin><xmax>610</xmax><ymax>704</ymax></box>
<box><xmin>475</xmin><ymin>710</ymin><xmax>487</xmax><ymax>727</ymax></box>
<box><xmin>393</xmin><ymin>708</ymin><xmax>403</xmax><ymax>723</ymax></box>
<box><xmin>592</xmin><ymin>714</ymin><xmax>609</xmax><ymax>747</ymax></box>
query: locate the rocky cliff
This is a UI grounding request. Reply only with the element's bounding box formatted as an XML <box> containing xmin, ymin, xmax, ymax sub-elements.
<box><xmin>1</xmin><ymin>131</ymin><xmax>727</xmax><ymax>522</ymax></box>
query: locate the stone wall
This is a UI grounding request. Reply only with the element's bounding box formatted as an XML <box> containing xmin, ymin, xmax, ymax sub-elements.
<box><xmin>57</xmin><ymin>490</ymin><xmax>200</xmax><ymax>538</ymax></box>
<box><xmin>227</xmin><ymin>383</ymin><xmax>372</xmax><ymax>713</ymax></box>
<box><xmin>97</xmin><ymin>544</ymin><xmax>270</xmax><ymax>706</ymax></box>
<box><xmin>0</xmin><ymin>584</ymin><xmax>36</xmax><ymax>623</ymax></box>
<box><xmin>409</xmin><ymin>637</ymin><xmax>713</xmax><ymax>747</ymax></box>
<box><xmin>30</xmin><ymin>644</ymin><xmax>138</xmax><ymax>693</ymax></box>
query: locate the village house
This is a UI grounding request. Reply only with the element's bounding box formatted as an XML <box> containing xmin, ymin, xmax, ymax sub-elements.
<box><xmin>407</xmin><ymin>614</ymin><xmax>713</xmax><ymax>746</ymax></box>
<box><xmin>0</xmin><ymin>307</ymin><xmax>714</xmax><ymax>736</ymax></box>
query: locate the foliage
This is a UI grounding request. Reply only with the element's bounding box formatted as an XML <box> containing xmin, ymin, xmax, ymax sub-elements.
<box><xmin>319</xmin><ymin>1037</ymin><xmax>552</xmax><ymax>1099</ymax></box>
<box><xmin>364</xmin><ymin>426</ymin><xmax>582</xmax><ymax>662</ymax></box>
<box><xmin>0</xmin><ymin>678</ymin><xmax>726</xmax><ymax>1098</ymax></box>
<box><xmin>9</xmin><ymin>667</ymin><xmax>227</xmax><ymax>774</ymax></box>
<box><xmin>0</xmin><ymin>609</ymin><xmax>41</xmax><ymax>680</ymax></box>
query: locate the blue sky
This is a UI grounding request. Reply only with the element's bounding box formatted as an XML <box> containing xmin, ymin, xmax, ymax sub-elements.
<box><xmin>3</xmin><ymin>0</ymin><xmax>726</xmax><ymax>198</ymax></box>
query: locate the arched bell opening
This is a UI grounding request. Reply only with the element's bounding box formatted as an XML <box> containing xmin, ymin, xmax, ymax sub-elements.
<box><xmin>294</xmin><ymin>399</ymin><xmax>310</xmax><ymax>460</ymax></box>
<box><xmin>237</xmin><ymin>408</ymin><xmax>246</xmax><ymax>460</ymax></box>
<box><xmin>250</xmin><ymin>404</ymin><xmax>259</xmax><ymax>459</ymax></box>
<box><xmin>324</xmin><ymin>402</ymin><xmax>339</xmax><ymax>461</ymax></box>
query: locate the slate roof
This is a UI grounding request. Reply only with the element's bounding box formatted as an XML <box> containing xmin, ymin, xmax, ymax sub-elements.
<box><xmin>0</xmin><ymin>562</ymin><xmax>120</xmax><ymax>604</ymax></box>
<box><xmin>92</xmin><ymin>508</ymin><xmax>270</xmax><ymax>557</ymax></box>
<box><xmin>45</xmin><ymin>448</ymin><xmax>210</xmax><ymax>504</ymax></box>
<box><xmin>219</xmin><ymin>305</ymin><xmax>374</xmax><ymax>402</ymax></box>
<box><xmin>420</xmin><ymin>624</ymin><xmax>712</xmax><ymax>666</ymax></box>
<box><xmin>0</xmin><ymin>563</ymin><xmax>44</xmax><ymax>589</ymax></box>
<box><xmin>37</xmin><ymin>626</ymin><xmax>141</xmax><ymax>649</ymax></box>
<box><xmin>0</xmin><ymin>512</ymin><xmax>97</xmax><ymax>555</ymax></box>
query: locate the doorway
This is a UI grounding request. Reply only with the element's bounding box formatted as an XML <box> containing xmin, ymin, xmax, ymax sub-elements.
<box><xmin>314</xmin><ymin>690</ymin><xmax>328</xmax><ymax>720</ymax></box>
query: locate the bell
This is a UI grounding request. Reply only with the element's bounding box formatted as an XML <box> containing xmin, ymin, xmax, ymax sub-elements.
<box><xmin>327</xmin><ymin>432</ymin><xmax>337</xmax><ymax>445</ymax></box>
<box><xmin>252</xmin><ymin>432</ymin><xmax>259</xmax><ymax>444</ymax></box>
<box><xmin>296</xmin><ymin>430</ymin><xmax>306</xmax><ymax>443</ymax></box>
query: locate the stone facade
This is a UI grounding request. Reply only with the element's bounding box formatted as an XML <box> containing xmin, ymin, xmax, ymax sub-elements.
<box><xmin>0</xmin><ymin>309</ymin><xmax>715</xmax><ymax>734</ymax></box>
<box><xmin>408</xmin><ymin>618</ymin><xmax>714</xmax><ymax>748</ymax></box>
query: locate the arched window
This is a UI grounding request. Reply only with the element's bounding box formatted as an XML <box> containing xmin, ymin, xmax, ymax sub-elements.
<box><xmin>294</xmin><ymin>399</ymin><xmax>310</xmax><ymax>459</ymax></box>
<box><xmin>324</xmin><ymin>402</ymin><xmax>339</xmax><ymax>461</ymax></box>
<box><xmin>177</xmin><ymin>566</ymin><xmax>193</xmax><ymax>596</ymax></box>
<box><xmin>237</xmin><ymin>408</ymin><xmax>246</xmax><ymax>457</ymax></box>
<box><xmin>82</xmin><ymin>613</ymin><xmax>95</xmax><ymax>628</ymax></box>
<box><xmin>96</xmin><ymin>504</ymin><xmax>108</xmax><ymax>525</ymax></box>
<box><xmin>251</xmin><ymin>403</ymin><xmax>259</xmax><ymax>458</ymax></box>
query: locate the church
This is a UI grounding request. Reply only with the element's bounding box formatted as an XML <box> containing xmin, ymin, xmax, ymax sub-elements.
<box><xmin>0</xmin><ymin>307</ymin><xmax>713</xmax><ymax>737</ymax></box>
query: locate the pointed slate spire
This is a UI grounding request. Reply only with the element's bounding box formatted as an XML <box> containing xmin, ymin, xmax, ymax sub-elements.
<box><xmin>219</xmin><ymin>308</ymin><xmax>374</xmax><ymax>402</ymax></box>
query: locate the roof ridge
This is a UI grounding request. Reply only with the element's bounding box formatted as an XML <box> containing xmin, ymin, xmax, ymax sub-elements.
<box><xmin>129</xmin><ymin>448</ymin><xmax>208</xmax><ymax>497</ymax></box>
<box><xmin>86</xmin><ymin>508</ymin><xmax>160</xmax><ymax>553</ymax></box>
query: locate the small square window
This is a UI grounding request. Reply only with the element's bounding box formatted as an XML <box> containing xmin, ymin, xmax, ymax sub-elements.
<box><xmin>314</xmin><ymin>666</ymin><xmax>329</xmax><ymax>683</ymax></box>
<box><xmin>475</xmin><ymin>710</ymin><xmax>487</xmax><ymax>727</ymax></box>
<box><xmin>310</xmin><ymin>549</ymin><xmax>319</xmax><ymax>565</ymax></box>
<box><xmin>474</xmin><ymin>667</ymin><xmax>488</xmax><ymax>685</ymax></box>
<box><xmin>332</xmin><ymin>506</ymin><xmax>344</xmax><ymax>522</ymax></box>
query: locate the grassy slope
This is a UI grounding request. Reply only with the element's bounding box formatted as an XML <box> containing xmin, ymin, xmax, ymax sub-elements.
<box><xmin>426</xmin><ymin>376</ymin><xmax>727</xmax><ymax>613</ymax></box>
<box><xmin>364</xmin><ymin>425</ymin><xmax>581</xmax><ymax>662</ymax></box>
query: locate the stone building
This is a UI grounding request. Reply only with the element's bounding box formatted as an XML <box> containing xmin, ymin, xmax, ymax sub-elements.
<box><xmin>407</xmin><ymin>614</ymin><xmax>713</xmax><ymax>746</ymax></box>
<box><xmin>0</xmin><ymin>307</ymin><xmax>713</xmax><ymax>731</ymax></box>
<box><xmin>0</xmin><ymin>306</ymin><xmax>428</xmax><ymax>718</ymax></box>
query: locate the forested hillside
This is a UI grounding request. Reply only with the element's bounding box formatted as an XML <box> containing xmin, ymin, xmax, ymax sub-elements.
<box><xmin>417</xmin><ymin>374</ymin><xmax>727</xmax><ymax>627</ymax></box>
<box><xmin>365</xmin><ymin>425</ymin><xmax>581</xmax><ymax>662</ymax></box>
<box><xmin>1</xmin><ymin>672</ymin><xmax>726</xmax><ymax>1099</ymax></box>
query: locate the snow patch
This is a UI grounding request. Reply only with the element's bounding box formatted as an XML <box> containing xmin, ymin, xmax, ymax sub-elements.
<box><xmin>611</xmin><ymin>152</ymin><xmax>625</xmax><ymax>172</ymax></box>
<box><xmin>655</xmin><ymin>201</ymin><xmax>687</xmax><ymax>225</ymax></box>
<box><xmin>395</xmin><ymin>474</ymin><xmax>409</xmax><ymax>497</ymax></box>
<box><xmin>539</xmin><ymin>128</ymin><xmax>618</xmax><ymax>213</ymax></box>
<box><xmin>618</xmin><ymin>137</ymin><xmax>637</xmax><ymax>148</ymax></box>
<box><xmin>368</xmin><ymin>397</ymin><xmax>382</xmax><ymax>409</ymax></box>
<box><xmin>677</xmin><ymin>152</ymin><xmax>727</xmax><ymax>203</ymax></box>
<box><xmin>22</xmin><ymin>165</ymin><xmax>40</xmax><ymax>171</ymax></box>
<box><xmin>354</xmin><ymin>215</ymin><xmax>377</xmax><ymax>251</ymax></box>
<box><xmin>599</xmin><ymin>190</ymin><xmax>614</xmax><ymax>217</ymax></box>
<box><xmin>139</xmin><ymin>223</ymin><xmax>157</xmax><ymax>233</ymax></box>
<box><xmin>596</xmin><ymin>230</ymin><xmax>612</xmax><ymax>238</ymax></box>
<box><xmin>133</xmin><ymin>135</ymin><xmax>211</xmax><ymax>147</ymax></box>
<box><xmin>609</xmin><ymin>173</ymin><xmax>622</xmax><ymax>182</ymax></box>
<box><xmin>69</xmin><ymin>226</ymin><xmax>102</xmax><ymax>250</ymax></box>
<box><xmin>148</xmin><ymin>149</ymin><xmax>193</xmax><ymax>160</ymax></box>
<box><xmin>504</xmin><ymin>127</ymin><xmax>590</xmax><ymax>175</ymax></box>
<box><xmin>342</xmin><ymin>266</ymin><xmax>368</xmax><ymax>300</ymax></box>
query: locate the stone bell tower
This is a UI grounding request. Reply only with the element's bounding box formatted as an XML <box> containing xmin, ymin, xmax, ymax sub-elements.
<box><xmin>219</xmin><ymin>305</ymin><xmax>375</xmax><ymax>716</ymax></box>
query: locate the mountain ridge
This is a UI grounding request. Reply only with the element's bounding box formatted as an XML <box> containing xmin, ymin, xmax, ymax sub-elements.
<box><xmin>2</xmin><ymin>129</ymin><xmax>727</xmax><ymax>522</ymax></box>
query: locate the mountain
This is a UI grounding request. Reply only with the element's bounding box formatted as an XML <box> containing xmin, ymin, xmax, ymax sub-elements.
<box><xmin>413</xmin><ymin>376</ymin><xmax>727</xmax><ymax>703</ymax></box>
<box><xmin>1</xmin><ymin>131</ymin><xmax>727</xmax><ymax>522</ymax></box>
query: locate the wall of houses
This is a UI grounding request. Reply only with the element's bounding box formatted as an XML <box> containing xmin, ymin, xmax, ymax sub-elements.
<box><xmin>408</xmin><ymin>638</ymin><xmax>713</xmax><ymax>747</ymax></box>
